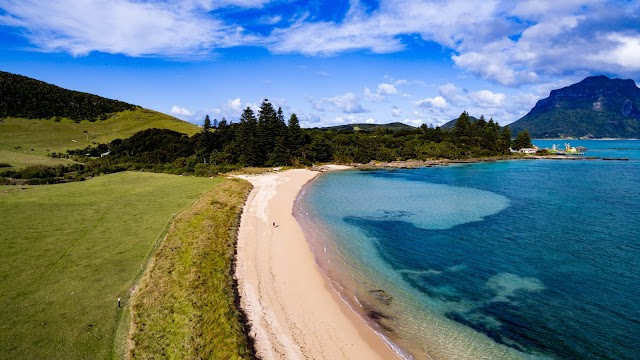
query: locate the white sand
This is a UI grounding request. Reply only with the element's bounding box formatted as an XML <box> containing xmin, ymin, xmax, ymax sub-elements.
<box><xmin>235</xmin><ymin>169</ymin><xmax>399</xmax><ymax>359</ymax></box>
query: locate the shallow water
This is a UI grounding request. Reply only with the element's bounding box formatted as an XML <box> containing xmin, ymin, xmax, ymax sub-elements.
<box><xmin>295</xmin><ymin>140</ymin><xmax>640</xmax><ymax>359</ymax></box>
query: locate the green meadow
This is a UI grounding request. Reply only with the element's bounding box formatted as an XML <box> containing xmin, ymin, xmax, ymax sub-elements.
<box><xmin>0</xmin><ymin>172</ymin><xmax>219</xmax><ymax>359</ymax></box>
<box><xmin>0</xmin><ymin>108</ymin><xmax>199</xmax><ymax>169</ymax></box>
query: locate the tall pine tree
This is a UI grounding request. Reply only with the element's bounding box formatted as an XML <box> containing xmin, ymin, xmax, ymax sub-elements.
<box><xmin>267</xmin><ymin>107</ymin><xmax>289</xmax><ymax>165</ymax></box>
<box><xmin>287</xmin><ymin>113</ymin><xmax>303</xmax><ymax>158</ymax></box>
<box><xmin>499</xmin><ymin>125</ymin><xmax>512</xmax><ymax>153</ymax></box>
<box><xmin>258</xmin><ymin>99</ymin><xmax>278</xmax><ymax>160</ymax></box>
<box><xmin>238</xmin><ymin>107</ymin><xmax>259</xmax><ymax>166</ymax></box>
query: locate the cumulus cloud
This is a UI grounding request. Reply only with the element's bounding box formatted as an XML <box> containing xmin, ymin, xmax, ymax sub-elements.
<box><xmin>412</xmin><ymin>82</ymin><xmax>530</xmax><ymax>125</ymax></box>
<box><xmin>391</xmin><ymin>106</ymin><xmax>403</xmax><ymax>117</ymax></box>
<box><xmin>416</xmin><ymin>96</ymin><xmax>448</xmax><ymax>109</ymax></box>
<box><xmin>170</xmin><ymin>105</ymin><xmax>194</xmax><ymax>118</ymax></box>
<box><xmin>469</xmin><ymin>90</ymin><xmax>506</xmax><ymax>108</ymax></box>
<box><xmin>329</xmin><ymin>93</ymin><xmax>367</xmax><ymax>113</ymax></box>
<box><xmin>312</xmin><ymin>93</ymin><xmax>368</xmax><ymax>114</ymax></box>
<box><xmin>364</xmin><ymin>83</ymin><xmax>399</xmax><ymax>101</ymax></box>
<box><xmin>204</xmin><ymin>97</ymin><xmax>255</xmax><ymax>122</ymax></box>
<box><xmin>378</xmin><ymin>83</ymin><xmax>399</xmax><ymax>95</ymax></box>
<box><xmin>296</xmin><ymin>112</ymin><xmax>322</xmax><ymax>127</ymax></box>
<box><xmin>364</xmin><ymin>87</ymin><xmax>384</xmax><ymax>102</ymax></box>
<box><xmin>590</xmin><ymin>33</ymin><xmax>640</xmax><ymax>72</ymax></box>
<box><xmin>227</xmin><ymin>98</ymin><xmax>243</xmax><ymax>112</ymax></box>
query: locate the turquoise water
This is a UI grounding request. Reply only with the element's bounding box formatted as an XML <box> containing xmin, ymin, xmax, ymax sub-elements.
<box><xmin>295</xmin><ymin>140</ymin><xmax>640</xmax><ymax>359</ymax></box>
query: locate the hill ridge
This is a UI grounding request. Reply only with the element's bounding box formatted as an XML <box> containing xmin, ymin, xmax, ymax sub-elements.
<box><xmin>0</xmin><ymin>71</ymin><xmax>138</xmax><ymax>121</ymax></box>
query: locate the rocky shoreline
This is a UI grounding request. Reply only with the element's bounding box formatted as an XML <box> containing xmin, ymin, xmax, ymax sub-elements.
<box><xmin>310</xmin><ymin>155</ymin><xmax>628</xmax><ymax>172</ymax></box>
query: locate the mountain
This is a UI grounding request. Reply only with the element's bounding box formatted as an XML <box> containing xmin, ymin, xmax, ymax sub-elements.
<box><xmin>0</xmin><ymin>71</ymin><xmax>138</xmax><ymax>121</ymax></box>
<box><xmin>509</xmin><ymin>76</ymin><xmax>640</xmax><ymax>138</ymax></box>
<box><xmin>314</xmin><ymin>122</ymin><xmax>416</xmax><ymax>133</ymax></box>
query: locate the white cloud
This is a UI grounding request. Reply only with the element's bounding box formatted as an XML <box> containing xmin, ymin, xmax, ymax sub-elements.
<box><xmin>469</xmin><ymin>90</ymin><xmax>506</xmax><ymax>108</ymax></box>
<box><xmin>438</xmin><ymin>83</ymin><xmax>468</xmax><ymax>105</ymax></box>
<box><xmin>590</xmin><ymin>33</ymin><xmax>640</xmax><ymax>71</ymax></box>
<box><xmin>260</xmin><ymin>15</ymin><xmax>282</xmax><ymax>25</ymax></box>
<box><xmin>330</xmin><ymin>114</ymin><xmax>376</xmax><ymax>124</ymax></box>
<box><xmin>204</xmin><ymin>97</ymin><xmax>254</xmax><ymax>122</ymax></box>
<box><xmin>313</xmin><ymin>93</ymin><xmax>368</xmax><ymax>114</ymax></box>
<box><xmin>265</xmin><ymin>0</ymin><xmax>640</xmax><ymax>86</ymax></box>
<box><xmin>267</xmin><ymin>19</ymin><xmax>404</xmax><ymax>55</ymax></box>
<box><xmin>330</xmin><ymin>93</ymin><xmax>367</xmax><ymax>113</ymax></box>
<box><xmin>227</xmin><ymin>98</ymin><xmax>243</xmax><ymax>111</ymax></box>
<box><xmin>402</xmin><ymin>118</ymin><xmax>424</xmax><ymax>127</ymax></box>
<box><xmin>311</xmin><ymin>98</ymin><xmax>327</xmax><ymax>112</ymax></box>
<box><xmin>0</xmin><ymin>0</ymin><xmax>263</xmax><ymax>58</ymax></box>
<box><xmin>378</xmin><ymin>83</ymin><xmax>399</xmax><ymax>95</ymax></box>
<box><xmin>170</xmin><ymin>105</ymin><xmax>194</xmax><ymax>117</ymax></box>
<box><xmin>391</xmin><ymin>106</ymin><xmax>403</xmax><ymax>117</ymax></box>
<box><xmin>364</xmin><ymin>87</ymin><xmax>385</xmax><ymax>102</ymax></box>
<box><xmin>412</xmin><ymin>81</ymin><xmax>543</xmax><ymax>125</ymax></box>
<box><xmin>364</xmin><ymin>83</ymin><xmax>399</xmax><ymax>101</ymax></box>
<box><xmin>416</xmin><ymin>96</ymin><xmax>448</xmax><ymax>109</ymax></box>
<box><xmin>297</xmin><ymin>112</ymin><xmax>322</xmax><ymax>127</ymax></box>
<box><xmin>3</xmin><ymin>0</ymin><xmax>637</xmax><ymax>85</ymax></box>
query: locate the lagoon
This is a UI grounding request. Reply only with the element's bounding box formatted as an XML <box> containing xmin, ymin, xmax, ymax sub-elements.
<box><xmin>296</xmin><ymin>140</ymin><xmax>640</xmax><ymax>359</ymax></box>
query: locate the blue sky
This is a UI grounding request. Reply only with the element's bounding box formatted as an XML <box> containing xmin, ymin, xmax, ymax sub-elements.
<box><xmin>0</xmin><ymin>0</ymin><xmax>639</xmax><ymax>127</ymax></box>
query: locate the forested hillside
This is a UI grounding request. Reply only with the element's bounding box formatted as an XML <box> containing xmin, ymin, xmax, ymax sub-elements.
<box><xmin>0</xmin><ymin>71</ymin><xmax>137</xmax><ymax>121</ymax></box>
<box><xmin>440</xmin><ymin>115</ymin><xmax>480</xmax><ymax>129</ymax></box>
<box><xmin>315</xmin><ymin>122</ymin><xmax>416</xmax><ymax>133</ymax></box>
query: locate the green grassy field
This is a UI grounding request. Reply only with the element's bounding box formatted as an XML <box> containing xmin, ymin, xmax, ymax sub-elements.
<box><xmin>129</xmin><ymin>178</ymin><xmax>253</xmax><ymax>359</ymax></box>
<box><xmin>0</xmin><ymin>108</ymin><xmax>199</xmax><ymax>169</ymax></box>
<box><xmin>0</xmin><ymin>172</ymin><xmax>220</xmax><ymax>359</ymax></box>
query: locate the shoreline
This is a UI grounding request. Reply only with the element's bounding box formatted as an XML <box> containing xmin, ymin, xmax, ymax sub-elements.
<box><xmin>235</xmin><ymin>168</ymin><xmax>400</xmax><ymax>359</ymax></box>
<box><xmin>343</xmin><ymin>154</ymin><xmax>622</xmax><ymax>170</ymax></box>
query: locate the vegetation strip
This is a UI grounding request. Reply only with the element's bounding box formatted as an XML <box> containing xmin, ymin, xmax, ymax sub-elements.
<box><xmin>128</xmin><ymin>178</ymin><xmax>255</xmax><ymax>359</ymax></box>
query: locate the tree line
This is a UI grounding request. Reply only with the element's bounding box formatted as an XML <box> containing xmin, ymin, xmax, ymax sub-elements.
<box><xmin>2</xmin><ymin>99</ymin><xmax>533</xmax><ymax>184</ymax></box>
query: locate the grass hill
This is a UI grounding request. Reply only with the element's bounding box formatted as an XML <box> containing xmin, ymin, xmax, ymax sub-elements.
<box><xmin>0</xmin><ymin>71</ymin><xmax>137</xmax><ymax>121</ymax></box>
<box><xmin>509</xmin><ymin>76</ymin><xmax>640</xmax><ymax>138</ymax></box>
<box><xmin>0</xmin><ymin>109</ymin><xmax>200</xmax><ymax>168</ymax></box>
<box><xmin>0</xmin><ymin>72</ymin><xmax>200</xmax><ymax>169</ymax></box>
<box><xmin>314</xmin><ymin>122</ymin><xmax>416</xmax><ymax>133</ymax></box>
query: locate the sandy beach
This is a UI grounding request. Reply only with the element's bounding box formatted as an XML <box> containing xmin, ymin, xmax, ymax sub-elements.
<box><xmin>236</xmin><ymin>168</ymin><xmax>399</xmax><ymax>359</ymax></box>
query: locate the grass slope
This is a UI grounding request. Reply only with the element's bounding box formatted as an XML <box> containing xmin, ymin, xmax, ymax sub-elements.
<box><xmin>0</xmin><ymin>172</ymin><xmax>219</xmax><ymax>359</ymax></box>
<box><xmin>0</xmin><ymin>108</ymin><xmax>199</xmax><ymax>168</ymax></box>
<box><xmin>128</xmin><ymin>178</ymin><xmax>254</xmax><ymax>359</ymax></box>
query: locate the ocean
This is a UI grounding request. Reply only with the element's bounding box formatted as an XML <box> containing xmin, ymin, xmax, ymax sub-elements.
<box><xmin>294</xmin><ymin>140</ymin><xmax>640</xmax><ymax>360</ymax></box>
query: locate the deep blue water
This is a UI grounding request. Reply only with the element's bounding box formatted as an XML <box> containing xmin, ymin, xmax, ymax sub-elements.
<box><xmin>301</xmin><ymin>141</ymin><xmax>640</xmax><ymax>359</ymax></box>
